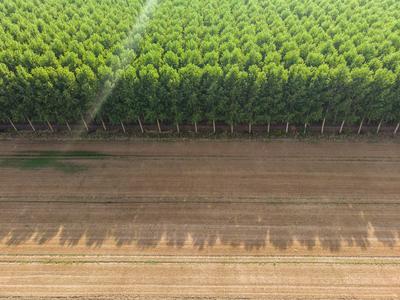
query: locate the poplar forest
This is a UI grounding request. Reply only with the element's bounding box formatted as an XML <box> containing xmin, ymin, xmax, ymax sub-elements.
<box><xmin>2</xmin><ymin>1</ymin><xmax>400</xmax><ymax>298</ymax></box>
<box><xmin>1</xmin><ymin>0</ymin><xmax>400</xmax><ymax>132</ymax></box>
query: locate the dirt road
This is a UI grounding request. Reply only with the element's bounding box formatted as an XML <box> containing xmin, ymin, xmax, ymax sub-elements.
<box><xmin>0</xmin><ymin>139</ymin><xmax>399</xmax><ymax>299</ymax></box>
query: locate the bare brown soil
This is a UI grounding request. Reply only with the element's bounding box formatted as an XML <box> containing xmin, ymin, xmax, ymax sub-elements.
<box><xmin>0</xmin><ymin>140</ymin><xmax>400</xmax><ymax>299</ymax></box>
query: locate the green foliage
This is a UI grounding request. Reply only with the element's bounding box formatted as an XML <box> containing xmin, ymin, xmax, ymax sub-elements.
<box><xmin>1</xmin><ymin>0</ymin><xmax>400</xmax><ymax>126</ymax></box>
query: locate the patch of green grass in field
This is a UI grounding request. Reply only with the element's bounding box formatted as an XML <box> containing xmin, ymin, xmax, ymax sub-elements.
<box><xmin>0</xmin><ymin>151</ymin><xmax>109</xmax><ymax>173</ymax></box>
<box><xmin>144</xmin><ymin>260</ymin><xmax>159</xmax><ymax>264</ymax></box>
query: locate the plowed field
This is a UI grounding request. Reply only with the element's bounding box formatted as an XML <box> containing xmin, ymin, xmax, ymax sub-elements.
<box><xmin>0</xmin><ymin>139</ymin><xmax>399</xmax><ymax>299</ymax></box>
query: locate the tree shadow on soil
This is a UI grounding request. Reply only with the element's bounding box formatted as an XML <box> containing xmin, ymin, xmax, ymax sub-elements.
<box><xmin>0</xmin><ymin>202</ymin><xmax>399</xmax><ymax>252</ymax></box>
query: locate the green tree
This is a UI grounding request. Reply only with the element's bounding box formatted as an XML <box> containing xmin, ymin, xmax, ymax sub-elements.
<box><xmin>178</xmin><ymin>64</ymin><xmax>203</xmax><ymax>131</ymax></box>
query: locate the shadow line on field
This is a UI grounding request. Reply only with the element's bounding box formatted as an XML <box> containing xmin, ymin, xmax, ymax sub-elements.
<box><xmin>0</xmin><ymin>202</ymin><xmax>399</xmax><ymax>253</ymax></box>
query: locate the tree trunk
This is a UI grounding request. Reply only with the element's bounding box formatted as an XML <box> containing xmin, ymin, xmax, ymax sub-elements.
<box><xmin>267</xmin><ymin>122</ymin><xmax>270</xmax><ymax>134</ymax></box>
<box><xmin>101</xmin><ymin>118</ymin><xmax>107</xmax><ymax>131</ymax></box>
<box><xmin>65</xmin><ymin>120</ymin><xmax>72</xmax><ymax>132</ymax></box>
<box><xmin>321</xmin><ymin>117</ymin><xmax>326</xmax><ymax>134</ymax></box>
<box><xmin>194</xmin><ymin>121</ymin><xmax>198</xmax><ymax>134</ymax></box>
<box><xmin>138</xmin><ymin>117</ymin><xmax>144</xmax><ymax>134</ymax></box>
<box><xmin>120</xmin><ymin>120</ymin><xmax>126</xmax><ymax>133</ymax></box>
<box><xmin>157</xmin><ymin>119</ymin><xmax>161</xmax><ymax>133</ymax></box>
<box><xmin>27</xmin><ymin>118</ymin><xmax>36</xmax><ymax>132</ymax></box>
<box><xmin>304</xmin><ymin>123</ymin><xmax>308</xmax><ymax>134</ymax></box>
<box><xmin>357</xmin><ymin>118</ymin><xmax>365</xmax><ymax>135</ymax></box>
<box><xmin>230</xmin><ymin>123</ymin><xmax>234</xmax><ymax>134</ymax></box>
<box><xmin>339</xmin><ymin>120</ymin><xmax>345</xmax><ymax>134</ymax></box>
<box><xmin>248</xmin><ymin>122</ymin><xmax>252</xmax><ymax>134</ymax></box>
<box><xmin>46</xmin><ymin>120</ymin><xmax>54</xmax><ymax>132</ymax></box>
<box><xmin>285</xmin><ymin>122</ymin><xmax>289</xmax><ymax>134</ymax></box>
<box><xmin>8</xmin><ymin>118</ymin><xmax>17</xmax><ymax>132</ymax></box>
<box><xmin>376</xmin><ymin>120</ymin><xmax>383</xmax><ymax>134</ymax></box>
<box><xmin>213</xmin><ymin>120</ymin><xmax>216</xmax><ymax>134</ymax></box>
<box><xmin>176</xmin><ymin>122</ymin><xmax>180</xmax><ymax>134</ymax></box>
<box><xmin>81</xmin><ymin>115</ymin><xmax>89</xmax><ymax>132</ymax></box>
<box><xmin>394</xmin><ymin>123</ymin><xmax>400</xmax><ymax>135</ymax></box>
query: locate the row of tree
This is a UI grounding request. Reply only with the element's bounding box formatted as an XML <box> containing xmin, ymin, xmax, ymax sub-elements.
<box><xmin>102</xmin><ymin>62</ymin><xmax>400</xmax><ymax>132</ymax></box>
<box><xmin>1</xmin><ymin>0</ymin><xmax>400</xmax><ymax>130</ymax></box>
